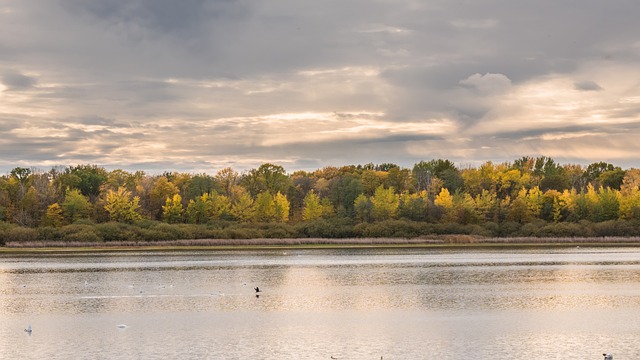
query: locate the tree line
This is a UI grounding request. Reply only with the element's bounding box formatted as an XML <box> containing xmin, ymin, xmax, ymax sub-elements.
<box><xmin>2</xmin><ymin>157</ymin><xmax>640</xmax><ymax>243</ymax></box>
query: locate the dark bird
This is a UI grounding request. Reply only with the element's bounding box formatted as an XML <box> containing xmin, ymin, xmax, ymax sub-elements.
<box><xmin>254</xmin><ymin>287</ymin><xmax>261</xmax><ymax>293</ymax></box>
<box><xmin>603</xmin><ymin>354</ymin><xmax>613</xmax><ymax>360</ymax></box>
<box><xmin>24</xmin><ymin>325</ymin><xmax>32</xmax><ymax>334</ymax></box>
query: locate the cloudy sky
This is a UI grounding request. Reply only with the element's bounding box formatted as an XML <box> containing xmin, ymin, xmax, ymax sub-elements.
<box><xmin>2</xmin><ymin>0</ymin><xmax>640</xmax><ymax>174</ymax></box>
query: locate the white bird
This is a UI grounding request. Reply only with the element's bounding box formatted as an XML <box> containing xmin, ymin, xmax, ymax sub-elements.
<box><xmin>24</xmin><ymin>325</ymin><xmax>32</xmax><ymax>334</ymax></box>
<box><xmin>603</xmin><ymin>353</ymin><xmax>613</xmax><ymax>360</ymax></box>
<box><xmin>116</xmin><ymin>324</ymin><xmax>128</xmax><ymax>329</ymax></box>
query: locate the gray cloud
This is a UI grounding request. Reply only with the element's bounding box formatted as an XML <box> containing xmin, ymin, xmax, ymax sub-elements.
<box><xmin>1</xmin><ymin>71</ymin><xmax>37</xmax><ymax>90</ymax></box>
<box><xmin>574</xmin><ymin>80</ymin><xmax>603</xmax><ymax>91</ymax></box>
<box><xmin>1</xmin><ymin>1</ymin><xmax>640</xmax><ymax>174</ymax></box>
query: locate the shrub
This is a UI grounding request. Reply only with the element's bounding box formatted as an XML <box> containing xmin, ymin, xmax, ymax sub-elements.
<box><xmin>295</xmin><ymin>218</ymin><xmax>356</xmax><ymax>238</ymax></box>
<box><xmin>221</xmin><ymin>227</ymin><xmax>263</xmax><ymax>239</ymax></box>
<box><xmin>517</xmin><ymin>220</ymin><xmax>547</xmax><ymax>237</ymax></box>
<box><xmin>2</xmin><ymin>226</ymin><xmax>39</xmax><ymax>243</ymax></box>
<box><xmin>38</xmin><ymin>226</ymin><xmax>64</xmax><ymax>241</ymax></box>
<box><xmin>96</xmin><ymin>222</ymin><xmax>139</xmax><ymax>242</ymax></box>
<box><xmin>592</xmin><ymin>220</ymin><xmax>636</xmax><ymax>237</ymax></box>
<box><xmin>64</xmin><ymin>230</ymin><xmax>102</xmax><ymax>242</ymax></box>
<box><xmin>497</xmin><ymin>221</ymin><xmax>522</xmax><ymax>237</ymax></box>
<box><xmin>60</xmin><ymin>224</ymin><xmax>102</xmax><ymax>242</ymax></box>
<box><xmin>482</xmin><ymin>222</ymin><xmax>499</xmax><ymax>237</ymax></box>
<box><xmin>146</xmin><ymin>223</ymin><xmax>184</xmax><ymax>240</ymax></box>
<box><xmin>353</xmin><ymin>220</ymin><xmax>428</xmax><ymax>238</ymax></box>
<box><xmin>537</xmin><ymin>222</ymin><xmax>589</xmax><ymax>237</ymax></box>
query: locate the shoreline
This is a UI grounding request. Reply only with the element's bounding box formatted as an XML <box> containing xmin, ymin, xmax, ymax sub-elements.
<box><xmin>2</xmin><ymin>236</ymin><xmax>640</xmax><ymax>253</ymax></box>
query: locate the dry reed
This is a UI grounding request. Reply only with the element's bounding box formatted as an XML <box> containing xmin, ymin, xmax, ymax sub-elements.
<box><xmin>5</xmin><ymin>236</ymin><xmax>640</xmax><ymax>249</ymax></box>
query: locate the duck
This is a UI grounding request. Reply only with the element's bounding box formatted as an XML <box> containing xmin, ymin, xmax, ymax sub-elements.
<box><xmin>24</xmin><ymin>325</ymin><xmax>32</xmax><ymax>334</ymax></box>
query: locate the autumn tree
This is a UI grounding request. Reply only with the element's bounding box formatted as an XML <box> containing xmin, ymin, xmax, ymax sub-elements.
<box><xmin>398</xmin><ymin>191</ymin><xmax>429</xmax><ymax>221</ymax></box>
<box><xmin>354</xmin><ymin>194</ymin><xmax>373</xmax><ymax>222</ymax></box>
<box><xmin>302</xmin><ymin>191</ymin><xmax>325</xmax><ymax>221</ymax></box>
<box><xmin>241</xmin><ymin>163</ymin><xmax>291</xmax><ymax>197</ymax></box>
<box><xmin>148</xmin><ymin>177</ymin><xmax>179</xmax><ymax>220</ymax></box>
<box><xmin>162</xmin><ymin>194</ymin><xmax>184</xmax><ymax>224</ymax></box>
<box><xmin>61</xmin><ymin>188</ymin><xmax>92</xmax><ymax>223</ymax></box>
<box><xmin>104</xmin><ymin>187</ymin><xmax>142</xmax><ymax>223</ymax></box>
<box><xmin>434</xmin><ymin>187</ymin><xmax>455</xmax><ymax>222</ymax></box>
<box><xmin>370</xmin><ymin>185</ymin><xmax>399</xmax><ymax>221</ymax></box>
<box><xmin>41</xmin><ymin>203</ymin><xmax>63</xmax><ymax>227</ymax></box>
<box><xmin>230</xmin><ymin>191</ymin><xmax>254</xmax><ymax>222</ymax></box>
<box><xmin>273</xmin><ymin>192</ymin><xmax>291</xmax><ymax>222</ymax></box>
<box><xmin>56</xmin><ymin>165</ymin><xmax>108</xmax><ymax>201</ymax></box>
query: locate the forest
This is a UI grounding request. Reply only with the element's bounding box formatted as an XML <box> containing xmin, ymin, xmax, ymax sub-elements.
<box><xmin>2</xmin><ymin>156</ymin><xmax>640</xmax><ymax>245</ymax></box>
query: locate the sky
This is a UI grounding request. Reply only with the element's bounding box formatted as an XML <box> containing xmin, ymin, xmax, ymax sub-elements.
<box><xmin>1</xmin><ymin>0</ymin><xmax>640</xmax><ymax>175</ymax></box>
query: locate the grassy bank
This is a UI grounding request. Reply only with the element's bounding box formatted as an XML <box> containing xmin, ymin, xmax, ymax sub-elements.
<box><xmin>2</xmin><ymin>235</ymin><xmax>640</xmax><ymax>253</ymax></box>
<box><xmin>3</xmin><ymin>219</ymin><xmax>640</xmax><ymax>251</ymax></box>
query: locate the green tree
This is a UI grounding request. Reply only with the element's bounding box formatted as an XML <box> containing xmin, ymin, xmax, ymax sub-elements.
<box><xmin>241</xmin><ymin>163</ymin><xmax>291</xmax><ymax>197</ymax></box>
<box><xmin>185</xmin><ymin>197</ymin><xmax>207</xmax><ymax>224</ymax></box>
<box><xmin>61</xmin><ymin>188</ymin><xmax>92</xmax><ymax>223</ymax></box>
<box><xmin>398</xmin><ymin>190</ymin><xmax>429</xmax><ymax>221</ymax></box>
<box><xmin>60</xmin><ymin>165</ymin><xmax>108</xmax><ymax>201</ymax></box>
<box><xmin>354</xmin><ymin>194</ymin><xmax>373</xmax><ymax>222</ymax></box>
<box><xmin>329</xmin><ymin>174</ymin><xmax>363</xmax><ymax>217</ymax></box>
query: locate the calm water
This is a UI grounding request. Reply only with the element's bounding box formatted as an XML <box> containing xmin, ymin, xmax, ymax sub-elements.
<box><xmin>1</xmin><ymin>247</ymin><xmax>640</xmax><ymax>359</ymax></box>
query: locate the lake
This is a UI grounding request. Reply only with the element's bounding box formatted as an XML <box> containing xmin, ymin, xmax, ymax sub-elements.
<box><xmin>1</xmin><ymin>246</ymin><xmax>639</xmax><ymax>359</ymax></box>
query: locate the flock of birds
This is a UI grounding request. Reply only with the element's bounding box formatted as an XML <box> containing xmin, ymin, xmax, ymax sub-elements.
<box><xmin>22</xmin><ymin>280</ymin><xmax>265</xmax><ymax>335</ymax></box>
<box><xmin>19</xmin><ymin>282</ymin><xmax>617</xmax><ymax>360</ymax></box>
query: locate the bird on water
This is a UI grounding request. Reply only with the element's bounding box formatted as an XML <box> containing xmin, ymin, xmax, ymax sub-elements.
<box><xmin>24</xmin><ymin>325</ymin><xmax>32</xmax><ymax>334</ymax></box>
<box><xmin>254</xmin><ymin>287</ymin><xmax>261</xmax><ymax>293</ymax></box>
<box><xmin>603</xmin><ymin>354</ymin><xmax>613</xmax><ymax>360</ymax></box>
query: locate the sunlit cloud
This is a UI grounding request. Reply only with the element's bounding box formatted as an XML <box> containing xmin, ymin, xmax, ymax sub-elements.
<box><xmin>1</xmin><ymin>1</ymin><xmax>640</xmax><ymax>173</ymax></box>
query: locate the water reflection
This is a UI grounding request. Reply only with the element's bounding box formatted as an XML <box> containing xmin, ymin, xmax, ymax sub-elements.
<box><xmin>2</xmin><ymin>247</ymin><xmax>640</xmax><ymax>358</ymax></box>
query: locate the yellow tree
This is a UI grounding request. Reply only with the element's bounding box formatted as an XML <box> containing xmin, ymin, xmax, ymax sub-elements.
<box><xmin>454</xmin><ymin>193</ymin><xmax>480</xmax><ymax>224</ymax></box>
<box><xmin>149</xmin><ymin>177</ymin><xmax>179</xmax><ymax>220</ymax></box>
<box><xmin>230</xmin><ymin>192</ymin><xmax>254</xmax><ymax>223</ymax></box>
<box><xmin>42</xmin><ymin>203</ymin><xmax>63</xmax><ymax>227</ymax></box>
<box><xmin>371</xmin><ymin>185</ymin><xmax>399</xmax><ymax>221</ymax></box>
<box><xmin>162</xmin><ymin>194</ymin><xmax>183</xmax><ymax>224</ymax></box>
<box><xmin>253</xmin><ymin>192</ymin><xmax>275</xmax><ymax>222</ymax></box>
<box><xmin>273</xmin><ymin>192</ymin><xmax>290</xmax><ymax>222</ymax></box>
<box><xmin>186</xmin><ymin>192</ymin><xmax>231</xmax><ymax>222</ymax></box>
<box><xmin>619</xmin><ymin>187</ymin><xmax>640</xmax><ymax>220</ymax></box>
<box><xmin>525</xmin><ymin>186</ymin><xmax>543</xmax><ymax>219</ymax></box>
<box><xmin>302</xmin><ymin>191</ymin><xmax>323</xmax><ymax>221</ymax></box>
<box><xmin>434</xmin><ymin>187</ymin><xmax>455</xmax><ymax>221</ymax></box>
<box><xmin>398</xmin><ymin>190</ymin><xmax>428</xmax><ymax>221</ymax></box>
<box><xmin>104</xmin><ymin>187</ymin><xmax>142</xmax><ymax>223</ymax></box>
<box><xmin>474</xmin><ymin>189</ymin><xmax>497</xmax><ymax>222</ymax></box>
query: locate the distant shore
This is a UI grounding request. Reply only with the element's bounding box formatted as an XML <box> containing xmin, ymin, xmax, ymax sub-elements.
<box><xmin>2</xmin><ymin>236</ymin><xmax>640</xmax><ymax>252</ymax></box>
